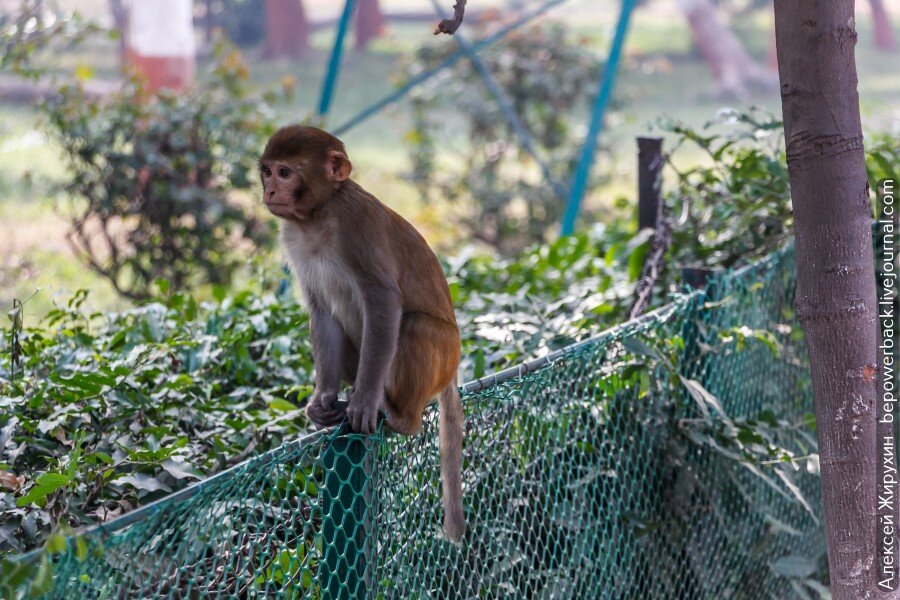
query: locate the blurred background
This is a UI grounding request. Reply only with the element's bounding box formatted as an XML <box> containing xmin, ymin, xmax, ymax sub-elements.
<box><xmin>0</xmin><ymin>0</ymin><xmax>898</xmax><ymax>316</ymax></box>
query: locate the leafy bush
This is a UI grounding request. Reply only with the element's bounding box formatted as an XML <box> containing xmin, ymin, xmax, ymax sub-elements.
<box><xmin>1</xmin><ymin>287</ymin><xmax>314</xmax><ymax>554</ymax></box>
<box><xmin>661</xmin><ymin>110</ymin><xmax>898</xmax><ymax>271</ymax></box>
<box><xmin>0</xmin><ymin>2</ymin><xmax>98</xmax><ymax>78</ymax></box>
<box><xmin>661</xmin><ymin>109</ymin><xmax>794</xmax><ymax>271</ymax></box>
<box><xmin>44</xmin><ymin>44</ymin><xmax>279</xmax><ymax>300</ymax></box>
<box><xmin>213</xmin><ymin>0</ymin><xmax>267</xmax><ymax>48</ymax></box>
<box><xmin>866</xmin><ymin>131</ymin><xmax>900</xmax><ymax>218</ymax></box>
<box><xmin>450</xmin><ymin>223</ymin><xmax>648</xmax><ymax>377</ymax></box>
<box><xmin>403</xmin><ymin>20</ymin><xmax>608</xmax><ymax>254</ymax></box>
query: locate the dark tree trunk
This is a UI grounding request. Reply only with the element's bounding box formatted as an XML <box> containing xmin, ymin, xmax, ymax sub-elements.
<box><xmin>263</xmin><ymin>0</ymin><xmax>310</xmax><ymax>59</ymax></box>
<box><xmin>355</xmin><ymin>0</ymin><xmax>385</xmax><ymax>50</ymax></box>
<box><xmin>676</xmin><ymin>0</ymin><xmax>777</xmax><ymax>99</ymax></box>
<box><xmin>870</xmin><ymin>0</ymin><xmax>898</xmax><ymax>51</ymax></box>
<box><xmin>204</xmin><ymin>0</ymin><xmax>216</xmax><ymax>44</ymax></box>
<box><xmin>774</xmin><ymin>2</ymin><xmax>889</xmax><ymax>598</ymax></box>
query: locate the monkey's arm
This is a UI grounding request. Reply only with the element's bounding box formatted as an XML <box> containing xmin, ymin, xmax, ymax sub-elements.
<box><xmin>345</xmin><ymin>285</ymin><xmax>402</xmax><ymax>434</ymax></box>
<box><xmin>306</xmin><ymin>302</ymin><xmax>346</xmax><ymax>427</ymax></box>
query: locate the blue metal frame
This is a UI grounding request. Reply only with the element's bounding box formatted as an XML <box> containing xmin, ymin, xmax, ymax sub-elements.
<box><xmin>560</xmin><ymin>0</ymin><xmax>636</xmax><ymax>236</ymax></box>
<box><xmin>315</xmin><ymin>0</ymin><xmax>635</xmax><ymax>239</ymax></box>
<box><xmin>318</xmin><ymin>0</ymin><xmax>357</xmax><ymax>118</ymax></box>
<box><xmin>333</xmin><ymin>0</ymin><xmax>567</xmax><ymax>136</ymax></box>
<box><xmin>427</xmin><ymin>0</ymin><xmax>569</xmax><ymax>201</ymax></box>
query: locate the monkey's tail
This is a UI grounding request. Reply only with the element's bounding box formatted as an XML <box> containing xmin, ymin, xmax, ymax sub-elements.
<box><xmin>439</xmin><ymin>376</ymin><xmax>465</xmax><ymax>542</ymax></box>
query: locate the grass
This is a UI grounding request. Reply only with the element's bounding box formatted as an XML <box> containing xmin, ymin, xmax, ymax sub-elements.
<box><xmin>1</xmin><ymin>1</ymin><xmax>898</xmax><ymax>318</ymax></box>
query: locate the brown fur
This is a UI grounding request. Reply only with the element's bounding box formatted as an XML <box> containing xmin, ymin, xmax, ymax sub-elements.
<box><xmin>260</xmin><ymin>125</ymin><xmax>466</xmax><ymax>541</ymax></box>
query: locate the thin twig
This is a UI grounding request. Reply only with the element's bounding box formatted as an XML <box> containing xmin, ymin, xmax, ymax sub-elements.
<box><xmin>628</xmin><ymin>211</ymin><xmax>672</xmax><ymax>319</ymax></box>
<box><xmin>434</xmin><ymin>0</ymin><xmax>467</xmax><ymax>35</ymax></box>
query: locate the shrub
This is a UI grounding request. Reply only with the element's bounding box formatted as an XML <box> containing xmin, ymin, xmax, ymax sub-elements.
<box><xmin>403</xmin><ymin>20</ymin><xmax>609</xmax><ymax>254</ymax></box>
<box><xmin>44</xmin><ymin>44</ymin><xmax>279</xmax><ymax>301</ymax></box>
<box><xmin>0</xmin><ymin>2</ymin><xmax>98</xmax><ymax>78</ymax></box>
<box><xmin>661</xmin><ymin>109</ymin><xmax>794</xmax><ymax>270</ymax></box>
<box><xmin>0</xmin><ymin>287</ymin><xmax>315</xmax><ymax>554</ymax></box>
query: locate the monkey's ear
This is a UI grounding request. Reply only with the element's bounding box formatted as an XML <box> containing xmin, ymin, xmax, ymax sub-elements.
<box><xmin>326</xmin><ymin>150</ymin><xmax>352</xmax><ymax>183</ymax></box>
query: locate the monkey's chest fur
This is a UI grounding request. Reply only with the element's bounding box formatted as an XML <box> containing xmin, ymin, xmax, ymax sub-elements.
<box><xmin>280</xmin><ymin>222</ymin><xmax>365</xmax><ymax>346</ymax></box>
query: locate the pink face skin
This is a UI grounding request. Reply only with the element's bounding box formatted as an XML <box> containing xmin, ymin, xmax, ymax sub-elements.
<box><xmin>260</xmin><ymin>151</ymin><xmax>352</xmax><ymax>222</ymax></box>
<box><xmin>260</xmin><ymin>160</ymin><xmax>306</xmax><ymax>219</ymax></box>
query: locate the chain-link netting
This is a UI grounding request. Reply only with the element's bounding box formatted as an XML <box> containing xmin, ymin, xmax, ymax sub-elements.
<box><xmin>14</xmin><ymin>243</ymin><xmax>823</xmax><ymax>598</ymax></box>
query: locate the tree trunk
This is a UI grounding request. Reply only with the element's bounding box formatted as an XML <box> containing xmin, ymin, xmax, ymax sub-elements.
<box><xmin>355</xmin><ymin>0</ymin><xmax>385</xmax><ymax>50</ymax></box>
<box><xmin>204</xmin><ymin>0</ymin><xmax>216</xmax><ymax>44</ymax></box>
<box><xmin>870</xmin><ymin>0</ymin><xmax>898</xmax><ymax>51</ymax></box>
<box><xmin>676</xmin><ymin>0</ymin><xmax>776</xmax><ymax>99</ymax></box>
<box><xmin>125</xmin><ymin>0</ymin><xmax>195</xmax><ymax>91</ymax></box>
<box><xmin>774</xmin><ymin>3</ymin><xmax>891</xmax><ymax>598</ymax></box>
<box><xmin>263</xmin><ymin>0</ymin><xmax>310</xmax><ymax>59</ymax></box>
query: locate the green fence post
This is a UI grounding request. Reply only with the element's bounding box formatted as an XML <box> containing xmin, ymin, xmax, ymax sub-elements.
<box><xmin>320</xmin><ymin>431</ymin><xmax>375</xmax><ymax>599</ymax></box>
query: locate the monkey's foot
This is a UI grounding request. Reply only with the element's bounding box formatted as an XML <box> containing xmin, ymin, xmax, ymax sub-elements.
<box><xmin>345</xmin><ymin>391</ymin><xmax>382</xmax><ymax>435</ymax></box>
<box><xmin>306</xmin><ymin>393</ymin><xmax>347</xmax><ymax>429</ymax></box>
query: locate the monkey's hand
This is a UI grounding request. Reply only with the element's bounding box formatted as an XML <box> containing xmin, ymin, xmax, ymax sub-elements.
<box><xmin>306</xmin><ymin>390</ymin><xmax>345</xmax><ymax>429</ymax></box>
<box><xmin>346</xmin><ymin>388</ymin><xmax>384</xmax><ymax>435</ymax></box>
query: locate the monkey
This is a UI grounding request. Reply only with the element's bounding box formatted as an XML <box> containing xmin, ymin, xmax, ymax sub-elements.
<box><xmin>259</xmin><ymin>125</ymin><xmax>466</xmax><ymax>542</ymax></box>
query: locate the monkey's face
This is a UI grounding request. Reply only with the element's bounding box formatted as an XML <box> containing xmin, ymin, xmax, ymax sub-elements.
<box><xmin>260</xmin><ymin>160</ymin><xmax>309</xmax><ymax>220</ymax></box>
<box><xmin>259</xmin><ymin>151</ymin><xmax>352</xmax><ymax>223</ymax></box>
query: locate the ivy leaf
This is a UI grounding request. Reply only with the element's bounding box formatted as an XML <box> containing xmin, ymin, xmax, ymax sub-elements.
<box><xmin>268</xmin><ymin>398</ymin><xmax>298</xmax><ymax>413</ymax></box>
<box><xmin>771</xmin><ymin>555</ymin><xmax>817</xmax><ymax>579</ymax></box>
<box><xmin>115</xmin><ymin>474</ymin><xmax>171</xmax><ymax>494</ymax></box>
<box><xmin>160</xmin><ymin>459</ymin><xmax>201</xmax><ymax>481</ymax></box>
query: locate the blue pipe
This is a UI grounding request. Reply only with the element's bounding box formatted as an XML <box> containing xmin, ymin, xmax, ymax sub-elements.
<box><xmin>560</xmin><ymin>0</ymin><xmax>635</xmax><ymax>236</ymax></box>
<box><xmin>428</xmin><ymin>0</ymin><xmax>569</xmax><ymax>201</ymax></box>
<box><xmin>318</xmin><ymin>0</ymin><xmax>357</xmax><ymax>118</ymax></box>
<box><xmin>333</xmin><ymin>0</ymin><xmax>568</xmax><ymax>136</ymax></box>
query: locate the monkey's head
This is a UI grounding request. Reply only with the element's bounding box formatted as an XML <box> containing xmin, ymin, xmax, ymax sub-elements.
<box><xmin>259</xmin><ymin>125</ymin><xmax>352</xmax><ymax>222</ymax></box>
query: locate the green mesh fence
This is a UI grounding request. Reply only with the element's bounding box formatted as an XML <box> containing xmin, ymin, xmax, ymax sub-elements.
<box><xmin>14</xmin><ymin>243</ymin><xmax>823</xmax><ymax>598</ymax></box>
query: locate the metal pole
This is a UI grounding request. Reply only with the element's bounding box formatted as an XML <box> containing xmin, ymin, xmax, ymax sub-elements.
<box><xmin>560</xmin><ymin>0</ymin><xmax>636</xmax><ymax>236</ymax></box>
<box><xmin>637</xmin><ymin>137</ymin><xmax>664</xmax><ymax>230</ymax></box>
<box><xmin>318</xmin><ymin>0</ymin><xmax>357</xmax><ymax>118</ymax></box>
<box><xmin>320</xmin><ymin>432</ymin><xmax>375</xmax><ymax>599</ymax></box>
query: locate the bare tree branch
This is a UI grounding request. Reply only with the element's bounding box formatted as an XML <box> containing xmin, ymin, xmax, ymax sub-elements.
<box><xmin>628</xmin><ymin>210</ymin><xmax>672</xmax><ymax>320</ymax></box>
<box><xmin>434</xmin><ymin>0</ymin><xmax>467</xmax><ymax>35</ymax></box>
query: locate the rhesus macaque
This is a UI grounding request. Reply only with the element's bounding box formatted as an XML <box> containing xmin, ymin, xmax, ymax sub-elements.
<box><xmin>259</xmin><ymin>125</ymin><xmax>465</xmax><ymax>541</ymax></box>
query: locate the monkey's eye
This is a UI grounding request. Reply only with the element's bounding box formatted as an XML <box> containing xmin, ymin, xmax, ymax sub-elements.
<box><xmin>261</xmin><ymin>166</ymin><xmax>272</xmax><ymax>177</ymax></box>
<box><xmin>278</xmin><ymin>167</ymin><xmax>292</xmax><ymax>178</ymax></box>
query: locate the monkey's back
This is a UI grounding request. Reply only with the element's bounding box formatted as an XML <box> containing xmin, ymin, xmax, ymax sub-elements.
<box><xmin>338</xmin><ymin>181</ymin><xmax>458</xmax><ymax>330</ymax></box>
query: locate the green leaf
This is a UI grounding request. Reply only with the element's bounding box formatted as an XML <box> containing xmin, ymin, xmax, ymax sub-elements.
<box><xmin>268</xmin><ymin>398</ymin><xmax>298</xmax><ymax>412</ymax></box>
<box><xmin>75</xmin><ymin>536</ymin><xmax>88</xmax><ymax>561</ymax></box>
<box><xmin>160</xmin><ymin>459</ymin><xmax>201</xmax><ymax>480</ymax></box>
<box><xmin>771</xmin><ymin>555</ymin><xmax>817</xmax><ymax>579</ymax></box>
<box><xmin>29</xmin><ymin>556</ymin><xmax>55</xmax><ymax>595</ymax></box>
<box><xmin>36</xmin><ymin>473</ymin><xmax>72</xmax><ymax>488</ymax></box>
<box><xmin>90</xmin><ymin>451</ymin><xmax>114</xmax><ymax>465</ymax></box>
<box><xmin>45</xmin><ymin>533</ymin><xmax>67</xmax><ymax>554</ymax></box>
<box><xmin>115</xmin><ymin>474</ymin><xmax>172</xmax><ymax>494</ymax></box>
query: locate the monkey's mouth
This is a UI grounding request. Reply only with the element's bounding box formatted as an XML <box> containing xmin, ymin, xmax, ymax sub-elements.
<box><xmin>265</xmin><ymin>201</ymin><xmax>293</xmax><ymax>216</ymax></box>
